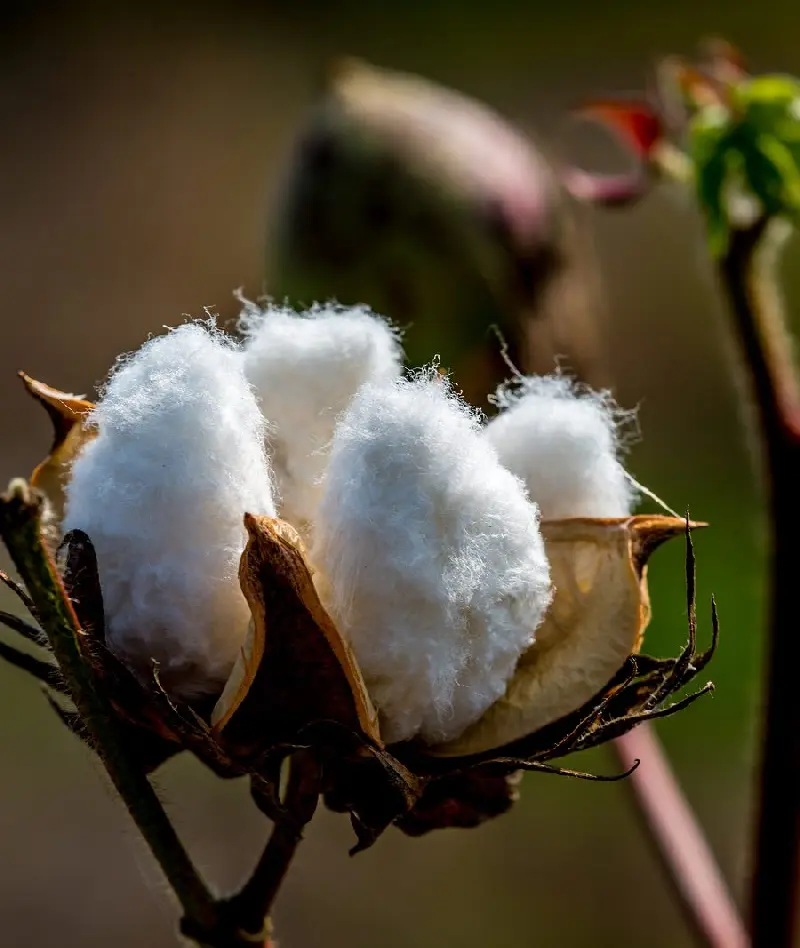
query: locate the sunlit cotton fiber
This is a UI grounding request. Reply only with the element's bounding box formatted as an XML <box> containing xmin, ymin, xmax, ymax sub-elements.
<box><xmin>485</xmin><ymin>374</ymin><xmax>636</xmax><ymax>519</ymax></box>
<box><xmin>239</xmin><ymin>300</ymin><xmax>403</xmax><ymax>535</ymax></box>
<box><xmin>63</xmin><ymin>322</ymin><xmax>276</xmax><ymax>697</ymax></box>
<box><xmin>311</xmin><ymin>371</ymin><xmax>552</xmax><ymax>745</ymax></box>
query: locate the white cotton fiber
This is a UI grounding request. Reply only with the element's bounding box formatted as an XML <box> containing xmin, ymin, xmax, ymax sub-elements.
<box><xmin>311</xmin><ymin>371</ymin><xmax>553</xmax><ymax>745</ymax></box>
<box><xmin>63</xmin><ymin>322</ymin><xmax>276</xmax><ymax>697</ymax></box>
<box><xmin>485</xmin><ymin>375</ymin><xmax>636</xmax><ymax>519</ymax></box>
<box><xmin>239</xmin><ymin>300</ymin><xmax>403</xmax><ymax>535</ymax></box>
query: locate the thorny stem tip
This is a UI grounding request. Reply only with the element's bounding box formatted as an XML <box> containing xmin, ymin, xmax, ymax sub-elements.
<box><xmin>720</xmin><ymin>219</ymin><xmax>800</xmax><ymax>948</ymax></box>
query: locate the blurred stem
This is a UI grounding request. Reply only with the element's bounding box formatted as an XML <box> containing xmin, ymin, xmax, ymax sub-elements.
<box><xmin>718</xmin><ymin>219</ymin><xmax>800</xmax><ymax>948</ymax></box>
<box><xmin>613</xmin><ymin>726</ymin><xmax>748</xmax><ymax>947</ymax></box>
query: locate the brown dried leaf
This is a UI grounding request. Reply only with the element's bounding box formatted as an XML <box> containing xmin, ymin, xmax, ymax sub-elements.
<box><xmin>212</xmin><ymin>514</ymin><xmax>381</xmax><ymax>756</ymax></box>
<box><xmin>20</xmin><ymin>374</ymin><xmax>95</xmax><ymax>525</ymax></box>
<box><xmin>396</xmin><ymin>768</ymin><xmax>522</xmax><ymax>837</ymax></box>
<box><xmin>431</xmin><ymin>515</ymin><xmax>693</xmax><ymax>758</ymax></box>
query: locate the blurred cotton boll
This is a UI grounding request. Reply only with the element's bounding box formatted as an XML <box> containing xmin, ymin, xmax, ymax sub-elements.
<box><xmin>485</xmin><ymin>374</ymin><xmax>636</xmax><ymax>519</ymax></box>
<box><xmin>269</xmin><ymin>58</ymin><xmax>606</xmax><ymax>404</ymax></box>
<box><xmin>239</xmin><ymin>300</ymin><xmax>404</xmax><ymax>535</ymax></box>
<box><xmin>63</xmin><ymin>323</ymin><xmax>276</xmax><ymax>698</ymax></box>
<box><xmin>311</xmin><ymin>370</ymin><xmax>552</xmax><ymax>745</ymax></box>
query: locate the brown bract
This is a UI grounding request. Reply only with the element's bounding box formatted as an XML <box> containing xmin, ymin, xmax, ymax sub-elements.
<box><xmin>20</xmin><ymin>373</ymin><xmax>96</xmax><ymax>528</ymax></box>
<box><xmin>211</xmin><ymin>514</ymin><xmax>380</xmax><ymax>751</ymax></box>
<box><xmin>0</xmin><ymin>375</ymin><xmax>717</xmax><ymax>848</ymax></box>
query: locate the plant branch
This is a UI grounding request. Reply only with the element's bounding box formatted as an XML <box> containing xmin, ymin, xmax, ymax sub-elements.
<box><xmin>0</xmin><ymin>482</ymin><xmax>219</xmax><ymax>934</ymax></box>
<box><xmin>0</xmin><ymin>481</ymin><xmax>322</xmax><ymax>947</ymax></box>
<box><xmin>719</xmin><ymin>220</ymin><xmax>800</xmax><ymax>947</ymax></box>
<box><xmin>222</xmin><ymin>752</ymin><xmax>321</xmax><ymax>939</ymax></box>
<box><xmin>613</xmin><ymin>725</ymin><xmax>748</xmax><ymax>947</ymax></box>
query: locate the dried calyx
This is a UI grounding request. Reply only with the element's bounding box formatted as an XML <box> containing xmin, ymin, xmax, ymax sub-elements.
<box><xmin>0</xmin><ymin>307</ymin><xmax>716</xmax><ymax>850</ymax></box>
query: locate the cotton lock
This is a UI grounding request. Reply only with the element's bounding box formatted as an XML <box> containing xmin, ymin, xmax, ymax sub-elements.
<box><xmin>485</xmin><ymin>374</ymin><xmax>635</xmax><ymax>519</ymax></box>
<box><xmin>63</xmin><ymin>323</ymin><xmax>276</xmax><ymax>697</ymax></box>
<box><xmin>240</xmin><ymin>301</ymin><xmax>403</xmax><ymax>537</ymax></box>
<box><xmin>311</xmin><ymin>371</ymin><xmax>553</xmax><ymax>745</ymax></box>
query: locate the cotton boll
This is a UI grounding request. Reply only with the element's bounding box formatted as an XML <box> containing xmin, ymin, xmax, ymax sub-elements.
<box><xmin>239</xmin><ymin>300</ymin><xmax>403</xmax><ymax>535</ymax></box>
<box><xmin>63</xmin><ymin>323</ymin><xmax>276</xmax><ymax>697</ymax></box>
<box><xmin>311</xmin><ymin>371</ymin><xmax>552</xmax><ymax>745</ymax></box>
<box><xmin>485</xmin><ymin>375</ymin><xmax>635</xmax><ymax>519</ymax></box>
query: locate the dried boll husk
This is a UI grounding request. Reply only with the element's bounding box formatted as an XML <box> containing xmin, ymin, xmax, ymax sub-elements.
<box><xmin>14</xmin><ymin>367</ymin><xmax>715</xmax><ymax>850</ymax></box>
<box><xmin>210</xmin><ymin>514</ymin><xmax>380</xmax><ymax>752</ymax></box>
<box><xmin>269</xmin><ymin>58</ymin><xmax>607</xmax><ymax>402</ymax></box>
<box><xmin>20</xmin><ymin>373</ymin><xmax>96</xmax><ymax>539</ymax></box>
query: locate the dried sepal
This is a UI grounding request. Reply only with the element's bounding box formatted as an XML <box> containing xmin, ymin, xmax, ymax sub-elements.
<box><xmin>20</xmin><ymin>373</ymin><xmax>95</xmax><ymax>525</ymax></box>
<box><xmin>429</xmin><ymin>516</ymin><xmax>695</xmax><ymax>758</ymax></box>
<box><xmin>395</xmin><ymin>768</ymin><xmax>522</xmax><ymax>837</ymax></box>
<box><xmin>211</xmin><ymin>514</ymin><xmax>381</xmax><ymax>754</ymax></box>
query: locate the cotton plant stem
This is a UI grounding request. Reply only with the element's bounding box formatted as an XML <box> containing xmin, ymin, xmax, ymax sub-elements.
<box><xmin>613</xmin><ymin>726</ymin><xmax>749</xmax><ymax>948</ymax></box>
<box><xmin>0</xmin><ymin>482</ymin><xmax>219</xmax><ymax>935</ymax></box>
<box><xmin>224</xmin><ymin>752</ymin><xmax>321</xmax><ymax>939</ymax></box>
<box><xmin>718</xmin><ymin>220</ymin><xmax>800</xmax><ymax>948</ymax></box>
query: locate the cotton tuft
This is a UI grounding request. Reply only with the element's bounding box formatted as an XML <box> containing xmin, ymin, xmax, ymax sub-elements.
<box><xmin>63</xmin><ymin>323</ymin><xmax>276</xmax><ymax>697</ymax></box>
<box><xmin>311</xmin><ymin>371</ymin><xmax>552</xmax><ymax>745</ymax></box>
<box><xmin>485</xmin><ymin>374</ymin><xmax>636</xmax><ymax>519</ymax></box>
<box><xmin>239</xmin><ymin>300</ymin><xmax>403</xmax><ymax>535</ymax></box>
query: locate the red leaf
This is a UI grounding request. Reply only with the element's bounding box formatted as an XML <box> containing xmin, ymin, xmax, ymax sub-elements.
<box><xmin>575</xmin><ymin>100</ymin><xmax>663</xmax><ymax>159</ymax></box>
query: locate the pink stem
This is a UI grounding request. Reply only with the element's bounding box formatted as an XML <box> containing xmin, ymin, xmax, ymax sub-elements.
<box><xmin>614</xmin><ymin>725</ymin><xmax>748</xmax><ymax>948</ymax></box>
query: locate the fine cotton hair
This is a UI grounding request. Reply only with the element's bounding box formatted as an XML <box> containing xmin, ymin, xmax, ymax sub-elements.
<box><xmin>63</xmin><ymin>322</ymin><xmax>276</xmax><ymax>697</ymax></box>
<box><xmin>311</xmin><ymin>370</ymin><xmax>552</xmax><ymax>745</ymax></box>
<box><xmin>485</xmin><ymin>374</ymin><xmax>636</xmax><ymax>519</ymax></box>
<box><xmin>239</xmin><ymin>300</ymin><xmax>403</xmax><ymax>535</ymax></box>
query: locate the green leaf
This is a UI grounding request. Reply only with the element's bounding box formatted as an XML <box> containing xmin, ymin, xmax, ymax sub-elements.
<box><xmin>688</xmin><ymin>72</ymin><xmax>800</xmax><ymax>251</ymax></box>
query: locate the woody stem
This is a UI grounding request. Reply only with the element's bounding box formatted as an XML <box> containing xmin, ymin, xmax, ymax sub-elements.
<box><xmin>224</xmin><ymin>751</ymin><xmax>321</xmax><ymax>938</ymax></box>
<box><xmin>0</xmin><ymin>482</ymin><xmax>220</xmax><ymax>933</ymax></box>
<box><xmin>719</xmin><ymin>219</ymin><xmax>800</xmax><ymax>948</ymax></box>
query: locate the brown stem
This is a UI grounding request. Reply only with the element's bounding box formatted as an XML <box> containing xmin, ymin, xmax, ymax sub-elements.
<box><xmin>225</xmin><ymin>752</ymin><xmax>321</xmax><ymax>938</ymax></box>
<box><xmin>0</xmin><ymin>482</ymin><xmax>219</xmax><ymax>933</ymax></box>
<box><xmin>0</xmin><ymin>482</ymin><xmax>315</xmax><ymax>948</ymax></box>
<box><xmin>613</xmin><ymin>726</ymin><xmax>748</xmax><ymax>947</ymax></box>
<box><xmin>720</xmin><ymin>221</ymin><xmax>800</xmax><ymax>947</ymax></box>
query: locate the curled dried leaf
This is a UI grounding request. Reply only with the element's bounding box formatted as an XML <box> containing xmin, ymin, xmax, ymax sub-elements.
<box><xmin>20</xmin><ymin>373</ymin><xmax>95</xmax><ymax>526</ymax></box>
<box><xmin>431</xmin><ymin>516</ymin><xmax>693</xmax><ymax>758</ymax></box>
<box><xmin>211</xmin><ymin>514</ymin><xmax>381</xmax><ymax>756</ymax></box>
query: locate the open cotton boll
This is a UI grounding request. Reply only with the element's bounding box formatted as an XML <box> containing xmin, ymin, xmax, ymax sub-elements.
<box><xmin>63</xmin><ymin>323</ymin><xmax>276</xmax><ymax>698</ymax></box>
<box><xmin>485</xmin><ymin>375</ymin><xmax>636</xmax><ymax>519</ymax></box>
<box><xmin>239</xmin><ymin>300</ymin><xmax>403</xmax><ymax>535</ymax></box>
<box><xmin>311</xmin><ymin>371</ymin><xmax>552</xmax><ymax>745</ymax></box>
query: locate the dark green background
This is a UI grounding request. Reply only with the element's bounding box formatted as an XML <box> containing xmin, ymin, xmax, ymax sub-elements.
<box><xmin>0</xmin><ymin>3</ymin><xmax>794</xmax><ymax>945</ymax></box>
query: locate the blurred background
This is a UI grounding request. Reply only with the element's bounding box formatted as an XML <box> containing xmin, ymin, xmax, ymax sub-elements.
<box><xmin>1</xmin><ymin>1</ymin><xmax>796</xmax><ymax>945</ymax></box>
